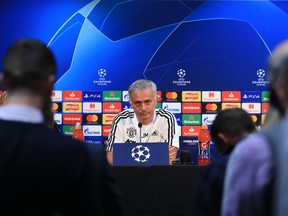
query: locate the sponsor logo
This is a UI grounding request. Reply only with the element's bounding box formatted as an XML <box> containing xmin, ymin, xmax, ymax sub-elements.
<box><xmin>182</xmin><ymin>114</ymin><xmax>201</xmax><ymax>125</ymax></box>
<box><xmin>83</xmin><ymin>102</ymin><xmax>102</xmax><ymax>113</ymax></box>
<box><xmin>63</xmin><ymin>102</ymin><xmax>82</xmax><ymax>113</ymax></box>
<box><xmin>83</xmin><ymin>125</ymin><xmax>102</xmax><ymax>136</ymax></box>
<box><xmin>102</xmin><ymin>126</ymin><xmax>111</xmax><ymax>137</ymax></box>
<box><xmin>53</xmin><ymin>113</ymin><xmax>62</xmax><ymax>125</ymax></box>
<box><xmin>83</xmin><ymin>114</ymin><xmax>102</xmax><ymax>124</ymax></box>
<box><xmin>262</xmin><ymin>91</ymin><xmax>270</xmax><ymax>102</ymax></box>
<box><xmin>261</xmin><ymin>103</ymin><xmax>269</xmax><ymax>114</ymax></box>
<box><xmin>103</xmin><ymin>91</ymin><xmax>121</xmax><ymax>101</ymax></box>
<box><xmin>182</xmin><ymin>126</ymin><xmax>201</xmax><ymax>136</ymax></box>
<box><xmin>182</xmin><ymin>91</ymin><xmax>201</xmax><ymax>102</ymax></box>
<box><xmin>222</xmin><ymin>103</ymin><xmax>241</xmax><ymax>109</ymax></box>
<box><xmin>252</xmin><ymin>69</ymin><xmax>269</xmax><ymax>87</ymax></box>
<box><xmin>82</xmin><ymin>91</ymin><xmax>102</xmax><ymax>101</ymax></box>
<box><xmin>242</xmin><ymin>103</ymin><xmax>261</xmax><ymax>114</ymax></box>
<box><xmin>52</xmin><ymin>102</ymin><xmax>62</xmax><ymax>113</ymax></box>
<box><xmin>62</xmin><ymin>125</ymin><xmax>74</xmax><ymax>136</ymax></box>
<box><xmin>103</xmin><ymin>102</ymin><xmax>122</xmax><ymax>113</ymax></box>
<box><xmin>157</xmin><ymin>91</ymin><xmax>162</xmax><ymax>102</ymax></box>
<box><xmin>242</xmin><ymin>91</ymin><xmax>261</xmax><ymax>102</ymax></box>
<box><xmin>63</xmin><ymin>90</ymin><xmax>82</xmax><ymax>101</ymax></box>
<box><xmin>250</xmin><ymin>114</ymin><xmax>261</xmax><ymax>124</ymax></box>
<box><xmin>63</xmin><ymin>114</ymin><xmax>82</xmax><ymax>125</ymax></box>
<box><xmin>202</xmin><ymin>91</ymin><xmax>221</xmax><ymax>102</ymax></box>
<box><xmin>151</xmin><ymin>130</ymin><xmax>159</xmax><ymax>136</ymax></box>
<box><xmin>122</xmin><ymin>102</ymin><xmax>132</xmax><ymax>110</ymax></box>
<box><xmin>180</xmin><ymin>137</ymin><xmax>198</xmax><ymax>147</ymax></box>
<box><xmin>202</xmin><ymin>114</ymin><xmax>217</xmax><ymax>125</ymax></box>
<box><xmin>122</xmin><ymin>91</ymin><xmax>129</xmax><ymax>102</ymax></box>
<box><xmin>103</xmin><ymin>114</ymin><xmax>117</xmax><ymax>124</ymax></box>
<box><xmin>93</xmin><ymin>68</ymin><xmax>112</xmax><ymax>86</ymax></box>
<box><xmin>164</xmin><ymin>91</ymin><xmax>180</xmax><ymax>101</ymax></box>
<box><xmin>182</xmin><ymin>103</ymin><xmax>201</xmax><ymax>113</ymax></box>
<box><xmin>222</xmin><ymin>91</ymin><xmax>241</xmax><ymax>102</ymax></box>
<box><xmin>202</xmin><ymin>103</ymin><xmax>220</xmax><ymax>113</ymax></box>
<box><xmin>51</xmin><ymin>90</ymin><xmax>62</xmax><ymax>102</ymax></box>
<box><xmin>162</xmin><ymin>102</ymin><xmax>181</xmax><ymax>113</ymax></box>
<box><xmin>262</xmin><ymin>114</ymin><xmax>266</xmax><ymax>125</ymax></box>
<box><xmin>172</xmin><ymin>69</ymin><xmax>191</xmax><ymax>86</ymax></box>
<box><xmin>85</xmin><ymin>137</ymin><xmax>103</xmax><ymax>145</ymax></box>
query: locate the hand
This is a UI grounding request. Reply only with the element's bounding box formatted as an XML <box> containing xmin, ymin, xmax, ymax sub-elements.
<box><xmin>169</xmin><ymin>146</ymin><xmax>178</xmax><ymax>165</ymax></box>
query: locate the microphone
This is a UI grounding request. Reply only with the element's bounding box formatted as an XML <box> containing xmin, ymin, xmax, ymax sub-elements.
<box><xmin>138</xmin><ymin>122</ymin><xmax>142</xmax><ymax>143</ymax></box>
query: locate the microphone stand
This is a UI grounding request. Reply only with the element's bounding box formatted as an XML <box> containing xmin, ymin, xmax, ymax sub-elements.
<box><xmin>138</xmin><ymin>122</ymin><xmax>142</xmax><ymax>143</ymax></box>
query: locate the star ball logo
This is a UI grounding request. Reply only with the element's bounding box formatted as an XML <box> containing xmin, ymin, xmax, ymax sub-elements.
<box><xmin>173</xmin><ymin>68</ymin><xmax>191</xmax><ymax>86</ymax></box>
<box><xmin>93</xmin><ymin>68</ymin><xmax>112</xmax><ymax>86</ymax></box>
<box><xmin>252</xmin><ymin>68</ymin><xmax>269</xmax><ymax>87</ymax></box>
<box><xmin>131</xmin><ymin>145</ymin><xmax>151</xmax><ymax>162</ymax></box>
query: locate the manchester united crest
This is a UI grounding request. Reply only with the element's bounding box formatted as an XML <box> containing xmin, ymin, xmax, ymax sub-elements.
<box><xmin>126</xmin><ymin>127</ymin><xmax>137</xmax><ymax>138</ymax></box>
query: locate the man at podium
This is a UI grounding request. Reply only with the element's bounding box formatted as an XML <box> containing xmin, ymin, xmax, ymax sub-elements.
<box><xmin>106</xmin><ymin>79</ymin><xmax>180</xmax><ymax>165</ymax></box>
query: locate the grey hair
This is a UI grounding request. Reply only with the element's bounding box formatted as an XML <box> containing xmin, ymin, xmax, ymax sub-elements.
<box><xmin>128</xmin><ymin>79</ymin><xmax>157</xmax><ymax>101</ymax></box>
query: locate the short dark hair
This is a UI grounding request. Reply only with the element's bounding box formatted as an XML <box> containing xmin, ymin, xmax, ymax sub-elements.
<box><xmin>2</xmin><ymin>39</ymin><xmax>56</xmax><ymax>93</ymax></box>
<box><xmin>210</xmin><ymin>108</ymin><xmax>255</xmax><ymax>144</ymax></box>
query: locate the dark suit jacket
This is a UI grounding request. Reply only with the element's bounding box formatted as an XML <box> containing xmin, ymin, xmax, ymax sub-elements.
<box><xmin>0</xmin><ymin>120</ymin><xmax>124</xmax><ymax>216</ymax></box>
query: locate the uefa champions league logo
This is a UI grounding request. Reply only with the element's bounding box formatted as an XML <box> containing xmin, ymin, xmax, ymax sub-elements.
<box><xmin>131</xmin><ymin>145</ymin><xmax>151</xmax><ymax>162</ymax></box>
<box><xmin>173</xmin><ymin>68</ymin><xmax>190</xmax><ymax>86</ymax></box>
<box><xmin>93</xmin><ymin>68</ymin><xmax>112</xmax><ymax>86</ymax></box>
<box><xmin>256</xmin><ymin>69</ymin><xmax>265</xmax><ymax>78</ymax></box>
<box><xmin>252</xmin><ymin>68</ymin><xmax>269</xmax><ymax>87</ymax></box>
<box><xmin>177</xmin><ymin>69</ymin><xmax>186</xmax><ymax>78</ymax></box>
<box><xmin>98</xmin><ymin>68</ymin><xmax>106</xmax><ymax>78</ymax></box>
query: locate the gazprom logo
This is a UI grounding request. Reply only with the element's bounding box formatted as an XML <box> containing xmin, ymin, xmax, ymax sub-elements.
<box><xmin>162</xmin><ymin>102</ymin><xmax>181</xmax><ymax>113</ymax></box>
<box><xmin>83</xmin><ymin>125</ymin><xmax>101</xmax><ymax>136</ymax></box>
<box><xmin>202</xmin><ymin>114</ymin><xmax>217</xmax><ymax>125</ymax></box>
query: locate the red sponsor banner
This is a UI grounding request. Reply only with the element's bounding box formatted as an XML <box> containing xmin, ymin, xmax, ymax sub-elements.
<box><xmin>182</xmin><ymin>103</ymin><xmax>201</xmax><ymax>113</ymax></box>
<box><xmin>103</xmin><ymin>102</ymin><xmax>122</xmax><ymax>113</ymax></box>
<box><xmin>261</xmin><ymin>103</ymin><xmax>269</xmax><ymax>114</ymax></box>
<box><xmin>63</xmin><ymin>90</ymin><xmax>82</xmax><ymax>101</ymax></box>
<box><xmin>222</xmin><ymin>91</ymin><xmax>241</xmax><ymax>102</ymax></box>
<box><xmin>63</xmin><ymin>114</ymin><xmax>82</xmax><ymax>125</ymax></box>
<box><xmin>182</xmin><ymin>126</ymin><xmax>201</xmax><ymax>136</ymax></box>
<box><xmin>103</xmin><ymin>125</ymin><xmax>111</xmax><ymax>137</ymax></box>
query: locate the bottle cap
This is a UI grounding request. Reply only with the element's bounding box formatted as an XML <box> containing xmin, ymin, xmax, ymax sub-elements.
<box><xmin>75</xmin><ymin>122</ymin><xmax>82</xmax><ymax>130</ymax></box>
<box><xmin>201</xmin><ymin>124</ymin><xmax>208</xmax><ymax>129</ymax></box>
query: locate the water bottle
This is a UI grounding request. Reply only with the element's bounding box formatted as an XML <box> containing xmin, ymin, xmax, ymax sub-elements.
<box><xmin>198</xmin><ymin>124</ymin><xmax>211</xmax><ymax>166</ymax></box>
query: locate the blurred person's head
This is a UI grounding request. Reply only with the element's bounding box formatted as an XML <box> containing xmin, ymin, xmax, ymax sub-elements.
<box><xmin>128</xmin><ymin>79</ymin><xmax>157</xmax><ymax>125</ymax></box>
<box><xmin>268</xmin><ymin>40</ymin><xmax>288</xmax><ymax>116</ymax></box>
<box><xmin>1</xmin><ymin>39</ymin><xmax>56</xmax><ymax>117</ymax></box>
<box><xmin>210</xmin><ymin>108</ymin><xmax>256</xmax><ymax>155</ymax></box>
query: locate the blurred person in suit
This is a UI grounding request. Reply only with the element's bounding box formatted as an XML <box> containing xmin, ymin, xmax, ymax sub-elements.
<box><xmin>222</xmin><ymin>40</ymin><xmax>288</xmax><ymax>216</ymax></box>
<box><xmin>0</xmin><ymin>39</ymin><xmax>124</xmax><ymax>216</ymax></box>
<box><xmin>105</xmin><ymin>79</ymin><xmax>180</xmax><ymax>165</ymax></box>
<box><xmin>191</xmin><ymin>108</ymin><xmax>255</xmax><ymax>216</ymax></box>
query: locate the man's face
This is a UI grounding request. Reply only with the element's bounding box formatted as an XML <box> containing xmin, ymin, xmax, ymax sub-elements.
<box><xmin>130</xmin><ymin>88</ymin><xmax>156</xmax><ymax>125</ymax></box>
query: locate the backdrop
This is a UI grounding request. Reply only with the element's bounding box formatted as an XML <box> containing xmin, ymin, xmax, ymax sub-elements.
<box><xmin>1</xmin><ymin>0</ymin><xmax>288</xmax><ymax>162</ymax></box>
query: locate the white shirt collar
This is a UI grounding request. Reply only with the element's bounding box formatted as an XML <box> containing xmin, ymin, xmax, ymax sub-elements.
<box><xmin>0</xmin><ymin>104</ymin><xmax>44</xmax><ymax>123</ymax></box>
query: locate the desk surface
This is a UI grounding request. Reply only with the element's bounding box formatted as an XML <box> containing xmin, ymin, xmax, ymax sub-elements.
<box><xmin>112</xmin><ymin>165</ymin><xmax>204</xmax><ymax>216</ymax></box>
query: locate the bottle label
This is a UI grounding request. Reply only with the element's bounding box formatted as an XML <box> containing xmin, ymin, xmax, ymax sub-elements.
<box><xmin>200</xmin><ymin>141</ymin><xmax>210</xmax><ymax>150</ymax></box>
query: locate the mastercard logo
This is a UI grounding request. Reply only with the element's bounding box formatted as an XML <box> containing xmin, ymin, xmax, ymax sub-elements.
<box><xmin>86</xmin><ymin>114</ymin><xmax>98</xmax><ymax>122</ymax></box>
<box><xmin>205</xmin><ymin>103</ymin><xmax>218</xmax><ymax>111</ymax></box>
<box><xmin>52</xmin><ymin>103</ymin><xmax>59</xmax><ymax>111</ymax></box>
<box><xmin>251</xmin><ymin>115</ymin><xmax>258</xmax><ymax>123</ymax></box>
<box><xmin>166</xmin><ymin>92</ymin><xmax>178</xmax><ymax>100</ymax></box>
